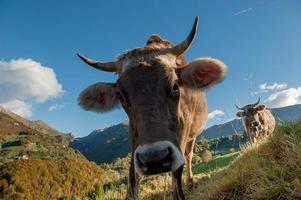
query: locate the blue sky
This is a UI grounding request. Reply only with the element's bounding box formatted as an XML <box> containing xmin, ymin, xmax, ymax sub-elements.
<box><xmin>0</xmin><ymin>0</ymin><xmax>300</xmax><ymax>137</ymax></box>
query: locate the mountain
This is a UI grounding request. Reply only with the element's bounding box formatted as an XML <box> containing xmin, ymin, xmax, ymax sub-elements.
<box><xmin>70</xmin><ymin>121</ymin><xmax>130</xmax><ymax>163</ymax></box>
<box><xmin>70</xmin><ymin>104</ymin><xmax>301</xmax><ymax>163</ymax></box>
<box><xmin>0</xmin><ymin>105</ymin><xmax>66</xmax><ymax>136</ymax></box>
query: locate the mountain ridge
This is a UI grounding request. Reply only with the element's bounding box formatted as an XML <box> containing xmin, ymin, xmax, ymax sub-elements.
<box><xmin>71</xmin><ymin>104</ymin><xmax>301</xmax><ymax>164</ymax></box>
<box><xmin>0</xmin><ymin>105</ymin><xmax>66</xmax><ymax>136</ymax></box>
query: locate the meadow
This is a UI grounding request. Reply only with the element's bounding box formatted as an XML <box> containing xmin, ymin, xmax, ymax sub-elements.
<box><xmin>102</xmin><ymin>122</ymin><xmax>301</xmax><ymax>200</ymax></box>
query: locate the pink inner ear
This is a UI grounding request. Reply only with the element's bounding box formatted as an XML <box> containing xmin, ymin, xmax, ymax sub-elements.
<box><xmin>195</xmin><ymin>66</ymin><xmax>221</xmax><ymax>87</ymax></box>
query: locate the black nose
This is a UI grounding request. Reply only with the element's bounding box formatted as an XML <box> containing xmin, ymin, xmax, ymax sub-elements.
<box><xmin>136</xmin><ymin>147</ymin><xmax>173</xmax><ymax>175</ymax></box>
<box><xmin>253</xmin><ymin>121</ymin><xmax>259</xmax><ymax>126</ymax></box>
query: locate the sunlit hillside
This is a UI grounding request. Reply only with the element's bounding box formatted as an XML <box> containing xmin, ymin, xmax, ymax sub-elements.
<box><xmin>0</xmin><ymin>160</ymin><xmax>104</xmax><ymax>200</ymax></box>
<box><xmin>0</xmin><ymin>108</ymin><xmax>105</xmax><ymax>200</ymax></box>
<box><xmin>0</xmin><ymin>108</ymin><xmax>81</xmax><ymax>164</ymax></box>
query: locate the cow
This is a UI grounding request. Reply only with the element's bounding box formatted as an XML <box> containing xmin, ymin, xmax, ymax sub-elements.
<box><xmin>236</xmin><ymin>98</ymin><xmax>276</xmax><ymax>143</ymax></box>
<box><xmin>77</xmin><ymin>17</ymin><xmax>227</xmax><ymax>200</ymax></box>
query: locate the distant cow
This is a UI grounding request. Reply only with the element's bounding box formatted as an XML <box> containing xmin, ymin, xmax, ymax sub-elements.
<box><xmin>77</xmin><ymin>17</ymin><xmax>227</xmax><ymax>200</ymax></box>
<box><xmin>236</xmin><ymin>98</ymin><xmax>275</xmax><ymax>143</ymax></box>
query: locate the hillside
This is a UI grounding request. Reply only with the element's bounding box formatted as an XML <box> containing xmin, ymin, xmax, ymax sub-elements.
<box><xmin>200</xmin><ymin>104</ymin><xmax>301</xmax><ymax>139</ymax></box>
<box><xmin>70</xmin><ymin>121</ymin><xmax>130</xmax><ymax>163</ymax></box>
<box><xmin>0</xmin><ymin>108</ymin><xmax>106</xmax><ymax>200</ymax></box>
<box><xmin>71</xmin><ymin>104</ymin><xmax>301</xmax><ymax>163</ymax></box>
<box><xmin>0</xmin><ymin>159</ymin><xmax>105</xmax><ymax>200</ymax></box>
<box><xmin>0</xmin><ymin>110</ymin><xmax>80</xmax><ymax>164</ymax></box>
<box><xmin>0</xmin><ymin>130</ymin><xmax>84</xmax><ymax>164</ymax></box>
<box><xmin>92</xmin><ymin>121</ymin><xmax>301</xmax><ymax>199</ymax></box>
<box><xmin>0</xmin><ymin>111</ymin><xmax>36</xmax><ymax>138</ymax></box>
<box><xmin>187</xmin><ymin>121</ymin><xmax>301</xmax><ymax>200</ymax></box>
<box><xmin>0</xmin><ymin>106</ymin><xmax>66</xmax><ymax>136</ymax></box>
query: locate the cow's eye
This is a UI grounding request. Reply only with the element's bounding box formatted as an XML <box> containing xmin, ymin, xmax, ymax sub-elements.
<box><xmin>173</xmin><ymin>81</ymin><xmax>179</xmax><ymax>92</ymax></box>
<box><xmin>117</xmin><ymin>91</ymin><xmax>128</xmax><ymax>107</ymax></box>
<box><xmin>170</xmin><ymin>80</ymin><xmax>180</xmax><ymax>99</ymax></box>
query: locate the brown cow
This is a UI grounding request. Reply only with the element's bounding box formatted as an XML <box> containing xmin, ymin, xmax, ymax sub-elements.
<box><xmin>77</xmin><ymin>17</ymin><xmax>227</xmax><ymax>200</ymax></box>
<box><xmin>236</xmin><ymin>98</ymin><xmax>276</xmax><ymax>143</ymax></box>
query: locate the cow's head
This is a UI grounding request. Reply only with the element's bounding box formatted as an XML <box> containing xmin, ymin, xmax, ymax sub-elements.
<box><xmin>77</xmin><ymin>17</ymin><xmax>227</xmax><ymax>175</ymax></box>
<box><xmin>236</xmin><ymin>98</ymin><xmax>266</xmax><ymax>133</ymax></box>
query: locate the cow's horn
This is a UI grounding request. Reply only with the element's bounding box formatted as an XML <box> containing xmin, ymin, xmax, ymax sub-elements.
<box><xmin>77</xmin><ymin>53</ymin><xmax>120</xmax><ymax>72</ymax></box>
<box><xmin>251</xmin><ymin>98</ymin><xmax>260</xmax><ymax>107</ymax></box>
<box><xmin>235</xmin><ymin>104</ymin><xmax>243</xmax><ymax>110</ymax></box>
<box><xmin>168</xmin><ymin>16</ymin><xmax>198</xmax><ymax>56</ymax></box>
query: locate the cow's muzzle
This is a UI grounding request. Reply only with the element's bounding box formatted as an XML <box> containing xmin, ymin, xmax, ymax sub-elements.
<box><xmin>134</xmin><ymin>141</ymin><xmax>184</xmax><ymax>175</ymax></box>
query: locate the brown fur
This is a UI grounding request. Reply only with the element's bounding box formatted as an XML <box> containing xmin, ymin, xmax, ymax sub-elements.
<box><xmin>78</xmin><ymin>83</ymin><xmax>119</xmax><ymax>112</ymax></box>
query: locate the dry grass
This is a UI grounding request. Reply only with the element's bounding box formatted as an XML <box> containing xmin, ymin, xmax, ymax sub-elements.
<box><xmin>102</xmin><ymin>153</ymin><xmax>240</xmax><ymax>199</ymax></box>
<box><xmin>187</xmin><ymin>122</ymin><xmax>301</xmax><ymax>200</ymax></box>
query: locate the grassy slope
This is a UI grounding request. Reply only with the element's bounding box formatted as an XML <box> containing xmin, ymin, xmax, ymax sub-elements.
<box><xmin>103</xmin><ymin>122</ymin><xmax>301</xmax><ymax>200</ymax></box>
<box><xmin>188</xmin><ymin>122</ymin><xmax>301</xmax><ymax>200</ymax></box>
<box><xmin>0</xmin><ymin>130</ymin><xmax>84</xmax><ymax>164</ymax></box>
<box><xmin>0</xmin><ymin>111</ymin><xmax>83</xmax><ymax>164</ymax></box>
<box><xmin>0</xmin><ymin>112</ymin><xmax>35</xmax><ymax>137</ymax></box>
<box><xmin>101</xmin><ymin>152</ymin><xmax>241</xmax><ymax>199</ymax></box>
<box><xmin>193</xmin><ymin>152</ymin><xmax>240</xmax><ymax>174</ymax></box>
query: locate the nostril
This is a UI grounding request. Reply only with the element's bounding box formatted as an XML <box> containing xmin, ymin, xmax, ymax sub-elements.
<box><xmin>162</xmin><ymin>147</ymin><xmax>171</xmax><ymax>157</ymax></box>
<box><xmin>253</xmin><ymin>121</ymin><xmax>259</xmax><ymax>126</ymax></box>
<box><xmin>167</xmin><ymin>147</ymin><xmax>172</xmax><ymax>158</ymax></box>
<box><xmin>162</xmin><ymin>147</ymin><xmax>173</xmax><ymax>167</ymax></box>
<box><xmin>136</xmin><ymin>153</ymin><xmax>144</xmax><ymax>166</ymax></box>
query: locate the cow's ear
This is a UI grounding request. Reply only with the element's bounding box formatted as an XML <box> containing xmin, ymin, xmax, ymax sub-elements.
<box><xmin>178</xmin><ymin>58</ymin><xmax>227</xmax><ymax>90</ymax></box>
<box><xmin>256</xmin><ymin>105</ymin><xmax>266</xmax><ymax>111</ymax></box>
<box><xmin>236</xmin><ymin>112</ymin><xmax>245</xmax><ymax>117</ymax></box>
<box><xmin>78</xmin><ymin>82</ymin><xmax>120</xmax><ymax>112</ymax></box>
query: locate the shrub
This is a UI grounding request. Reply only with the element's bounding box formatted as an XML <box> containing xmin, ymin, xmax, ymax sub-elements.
<box><xmin>202</xmin><ymin>149</ymin><xmax>212</xmax><ymax>162</ymax></box>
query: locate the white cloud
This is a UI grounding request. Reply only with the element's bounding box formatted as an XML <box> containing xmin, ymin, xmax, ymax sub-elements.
<box><xmin>1</xmin><ymin>100</ymin><xmax>32</xmax><ymax>117</ymax></box>
<box><xmin>253</xmin><ymin>82</ymin><xmax>288</xmax><ymax>95</ymax></box>
<box><xmin>234</xmin><ymin>7</ymin><xmax>253</xmax><ymax>16</ymax></box>
<box><xmin>208</xmin><ymin>110</ymin><xmax>225</xmax><ymax>120</ymax></box>
<box><xmin>48</xmin><ymin>104</ymin><xmax>64</xmax><ymax>112</ymax></box>
<box><xmin>259</xmin><ymin>83</ymin><xmax>287</xmax><ymax>91</ymax></box>
<box><xmin>0</xmin><ymin>58</ymin><xmax>64</xmax><ymax>117</ymax></box>
<box><xmin>265</xmin><ymin>87</ymin><xmax>301</xmax><ymax>108</ymax></box>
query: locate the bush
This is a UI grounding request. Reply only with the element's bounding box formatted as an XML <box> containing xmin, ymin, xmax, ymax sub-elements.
<box><xmin>202</xmin><ymin>149</ymin><xmax>212</xmax><ymax>162</ymax></box>
<box><xmin>228</xmin><ymin>148</ymin><xmax>236</xmax><ymax>153</ymax></box>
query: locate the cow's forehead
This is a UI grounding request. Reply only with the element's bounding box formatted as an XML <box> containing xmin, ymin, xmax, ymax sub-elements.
<box><xmin>118</xmin><ymin>49</ymin><xmax>177</xmax><ymax>74</ymax></box>
<box><xmin>116</xmin><ymin>34</ymin><xmax>187</xmax><ymax>74</ymax></box>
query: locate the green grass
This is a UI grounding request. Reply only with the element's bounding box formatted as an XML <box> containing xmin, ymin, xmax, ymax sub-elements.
<box><xmin>193</xmin><ymin>152</ymin><xmax>240</xmax><ymax>174</ymax></box>
<box><xmin>0</xmin><ymin>132</ymin><xmax>84</xmax><ymax>163</ymax></box>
